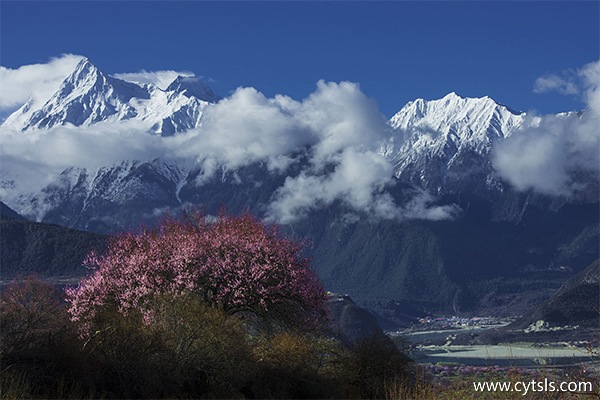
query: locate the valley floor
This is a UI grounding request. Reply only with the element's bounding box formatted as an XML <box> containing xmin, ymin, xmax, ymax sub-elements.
<box><xmin>390</xmin><ymin>317</ymin><xmax>600</xmax><ymax>393</ymax></box>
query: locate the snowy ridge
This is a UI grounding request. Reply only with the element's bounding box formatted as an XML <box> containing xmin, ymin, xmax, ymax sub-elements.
<box><xmin>1</xmin><ymin>159</ymin><xmax>186</xmax><ymax>224</ymax></box>
<box><xmin>387</xmin><ymin>92</ymin><xmax>526</xmax><ymax>161</ymax></box>
<box><xmin>1</xmin><ymin>87</ymin><xmax>535</xmax><ymax>222</ymax></box>
<box><xmin>0</xmin><ymin>57</ymin><xmax>578</xmax><ymax>226</ymax></box>
<box><xmin>389</xmin><ymin>92</ymin><xmax>524</xmax><ymax>139</ymax></box>
<box><xmin>382</xmin><ymin>92</ymin><xmax>527</xmax><ymax>193</ymax></box>
<box><xmin>1</xmin><ymin>58</ymin><xmax>218</xmax><ymax>135</ymax></box>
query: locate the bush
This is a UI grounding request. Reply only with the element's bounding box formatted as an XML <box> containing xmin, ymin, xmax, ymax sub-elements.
<box><xmin>0</xmin><ymin>276</ymin><xmax>416</xmax><ymax>399</ymax></box>
<box><xmin>62</xmin><ymin>212</ymin><xmax>331</xmax><ymax>397</ymax></box>
<box><xmin>0</xmin><ymin>276</ymin><xmax>66</xmax><ymax>358</ymax></box>
<box><xmin>79</xmin><ymin>293</ymin><xmax>254</xmax><ymax>398</ymax></box>
<box><xmin>251</xmin><ymin>332</ymin><xmax>346</xmax><ymax>399</ymax></box>
<box><xmin>3</xmin><ymin>214</ymin><xmax>417</xmax><ymax>399</ymax></box>
<box><xmin>342</xmin><ymin>333</ymin><xmax>416</xmax><ymax>398</ymax></box>
<box><xmin>0</xmin><ymin>276</ymin><xmax>93</xmax><ymax>399</ymax></box>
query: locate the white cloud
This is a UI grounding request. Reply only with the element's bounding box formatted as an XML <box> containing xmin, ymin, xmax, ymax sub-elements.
<box><xmin>0</xmin><ymin>54</ymin><xmax>84</xmax><ymax>111</ymax></box>
<box><xmin>189</xmin><ymin>81</ymin><xmax>414</xmax><ymax>223</ymax></box>
<box><xmin>297</xmin><ymin>80</ymin><xmax>393</xmax><ymax>164</ymax></box>
<box><xmin>398</xmin><ymin>189</ymin><xmax>462</xmax><ymax>221</ymax></box>
<box><xmin>0</xmin><ymin>67</ymin><xmax>458</xmax><ymax>224</ymax></box>
<box><xmin>580</xmin><ymin>59</ymin><xmax>600</xmax><ymax>113</ymax></box>
<box><xmin>266</xmin><ymin>148</ymin><xmax>397</xmax><ymax>223</ymax></box>
<box><xmin>493</xmin><ymin>60</ymin><xmax>600</xmax><ymax>195</ymax></box>
<box><xmin>113</xmin><ymin>69</ymin><xmax>195</xmax><ymax>90</ymax></box>
<box><xmin>172</xmin><ymin>87</ymin><xmax>315</xmax><ymax>173</ymax></box>
<box><xmin>533</xmin><ymin>73</ymin><xmax>579</xmax><ymax>95</ymax></box>
<box><xmin>0</xmin><ymin>120</ymin><xmax>167</xmax><ymax>195</ymax></box>
<box><xmin>171</xmin><ymin>81</ymin><xmax>393</xmax><ymax>174</ymax></box>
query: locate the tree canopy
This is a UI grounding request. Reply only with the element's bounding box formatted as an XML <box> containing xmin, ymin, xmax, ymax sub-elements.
<box><xmin>66</xmin><ymin>212</ymin><xmax>325</xmax><ymax>336</ymax></box>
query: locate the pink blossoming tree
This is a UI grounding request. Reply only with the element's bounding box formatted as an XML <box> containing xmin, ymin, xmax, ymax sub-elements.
<box><xmin>66</xmin><ymin>212</ymin><xmax>326</xmax><ymax>337</ymax></box>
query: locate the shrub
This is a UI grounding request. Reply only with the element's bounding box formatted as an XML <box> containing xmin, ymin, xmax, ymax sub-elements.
<box><xmin>0</xmin><ymin>275</ymin><xmax>66</xmax><ymax>358</ymax></box>
<box><xmin>0</xmin><ymin>276</ymin><xmax>93</xmax><ymax>399</ymax></box>
<box><xmin>79</xmin><ymin>293</ymin><xmax>254</xmax><ymax>398</ymax></box>
<box><xmin>251</xmin><ymin>332</ymin><xmax>346</xmax><ymax>399</ymax></box>
<box><xmin>62</xmin><ymin>211</ymin><xmax>330</xmax><ymax>397</ymax></box>
<box><xmin>342</xmin><ymin>333</ymin><xmax>416</xmax><ymax>399</ymax></box>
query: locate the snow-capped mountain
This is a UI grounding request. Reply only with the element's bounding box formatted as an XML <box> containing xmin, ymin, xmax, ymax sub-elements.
<box><xmin>10</xmin><ymin>159</ymin><xmax>187</xmax><ymax>232</ymax></box>
<box><xmin>0</xmin><ymin>57</ymin><xmax>594</xmax><ymax>228</ymax></box>
<box><xmin>389</xmin><ymin>92</ymin><xmax>524</xmax><ymax>139</ymax></box>
<box><xmin>1</xmin><ymin>58</ymin><xmax>528</xmax><ymax>197</ymax></box>
<box><xmin>0</xmin><ymin>83</ymin><xmax>579</xmax><ymax>226</ymax></box>
<box><xmin>1</xmin><ymin>58</ymin><xmax>219</xmax><ymax>135</ymax></box>
<box><xmin>380</xmin><ymin>92</ymin><xmax>528</xmax><ymax>194</ymax></box>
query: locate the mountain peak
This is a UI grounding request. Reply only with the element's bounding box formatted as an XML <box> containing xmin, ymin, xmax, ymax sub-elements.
<box><xmin>390</xmin><ymin>93</ymin><xmax>524</xmax><ymax>135</ymax></box>
<box><xmin>72</xmin><ymin>57</ymin><xmax>95</xmax><ymax>74</ymax></box>
<box><xmin>385</xmin><ymin>92</ymin><xmax>528</xmax><ymax>192</ymax></box>
<box><xmin>443</xmin><ymin>91</ymin><xmax>463</xmax><ymax>99</ymax></box>
<box><xmin>1</xmin><ymin>59</ymin><xmax>214</xmax><ymax>134</ymax></box>
<box><xmin>62</xmin><ymin>57</ymin><xmax>105</xmax><ymax>91</ymax></box>
<box><xmin>439</xmin><ymin>92</ymin><xmax>496</xmax><ymax>107</ymax></box>
<box><xmin>18</xmin><ymin>58</ymin><xmax>147</xmax><ymax>130</ymax></box>
<box><xmin>166</xmin><ymin>75</ymin><xmax>220</xmax><ymax>103</ymax></box>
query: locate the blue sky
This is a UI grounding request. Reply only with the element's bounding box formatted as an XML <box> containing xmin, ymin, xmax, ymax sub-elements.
<box><xmin>1</xmin><ymin>1</ymin><xmax>598</xmax><ymax>117</ymax></box>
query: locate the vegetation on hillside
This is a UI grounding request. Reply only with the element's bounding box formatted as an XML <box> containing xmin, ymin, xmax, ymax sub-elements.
<box><xmin>0</xmin><ymin>218</ymin><xmax>106</xmax><ymax>279</ymax></box>
<box><xmin>1</xmin><ymin>212</ymin><xmax>415</xmax><ymax>399</ymax></box>
<box><xmin>2</xmin><ymin>211</ymin><xmax>597</xmax><ymax>399</ymax></box>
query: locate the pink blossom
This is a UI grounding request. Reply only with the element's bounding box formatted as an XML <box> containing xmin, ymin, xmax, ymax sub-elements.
<box><xmin>65</xmin><ymin>212</ymin><xmax>326</xmax><ymax>337</ymax></box>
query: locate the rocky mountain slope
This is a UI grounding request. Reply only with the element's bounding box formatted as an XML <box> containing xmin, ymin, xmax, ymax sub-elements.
<box><xmin>510</xmin><ymin>259</ymin><xmax>600</xmax><ymax>329</ymax></box>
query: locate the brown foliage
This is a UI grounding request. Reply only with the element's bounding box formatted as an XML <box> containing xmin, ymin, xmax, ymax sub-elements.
<box><xmin>0</xmin><ymin>275</ymin><xmax>67</xmax><ymax>358</ymax></box>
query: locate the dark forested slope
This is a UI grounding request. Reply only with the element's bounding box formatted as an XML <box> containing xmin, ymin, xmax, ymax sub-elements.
<box><xmin>1</xmin><ymin>212</ymin><xmax>106</xmax><ymax>280</ymax></box>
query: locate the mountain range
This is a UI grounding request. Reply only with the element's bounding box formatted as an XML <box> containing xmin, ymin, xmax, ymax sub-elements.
<box><xmin>2</xmin><ymin>58</ymin><xmax>219</xmax><ymax>135</ymax></box>
<box><xmin>1</xmin><ymin>58</ymin><xmax>597</xmax><ymax>323</ymax></box>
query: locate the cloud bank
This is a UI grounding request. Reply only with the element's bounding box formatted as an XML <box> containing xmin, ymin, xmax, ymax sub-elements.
<box><xmin>0</xmin><ymin>64</ymin><xmax>458</xmax><ymax>223</ymax></box>
<box><xmin>4</xmin><ymin>55</ymin><xmax>597</xmax><ymax>223</ymax></box>
<box><xmin>0</xmin><ymin>54</ymin><xmax>84</xmax><ymax>111</ymax></box>
<box><xmin>493</xmin><ymin>60</ymin><xmax>600</xmax><ymax>196</ymax></box>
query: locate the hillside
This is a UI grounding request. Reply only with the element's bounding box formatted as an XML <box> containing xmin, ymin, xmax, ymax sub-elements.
<box><xmin>510</xmin><ymin>259</ymin><xmax>600</xmax><ymax>329</ymax></box>
<box><xmin>0</xmin><ymin>216</ymin><xmax>106</xmax><ymax>280</ymax></box>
